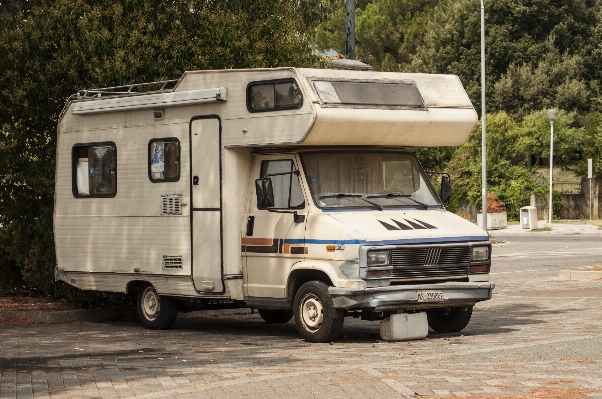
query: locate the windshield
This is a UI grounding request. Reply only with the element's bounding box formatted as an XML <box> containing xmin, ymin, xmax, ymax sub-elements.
<box><xmin>301</xmin><ymin>151</ymin><xmax>442</xmax><ymax>210</ymax></box>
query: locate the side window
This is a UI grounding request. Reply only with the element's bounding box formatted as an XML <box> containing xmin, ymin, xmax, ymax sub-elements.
<box><xmin>149</xmin><ymin>138</ymin><xmax>180</xmax><ymax>182</ymax></box>
<box><xmin>258</xmin><ymin>160</ymin><xmax>304</xmax><ymax>209</ymax></box>
<box><xmin>72</xmin><ymin>142</ymin><xmax>116</xmax><ymax>197</ymax></box>
<box><xmin>247</xmin><ymin>79</ymin><xmax>303</xmax><ymax>112</ymax></box>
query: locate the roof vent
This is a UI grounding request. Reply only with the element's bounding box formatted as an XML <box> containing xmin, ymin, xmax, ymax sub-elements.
<box><xmin>326</xmin><ymin>59</ymin><xmax>373</xmax><ymax>71</ymax></box>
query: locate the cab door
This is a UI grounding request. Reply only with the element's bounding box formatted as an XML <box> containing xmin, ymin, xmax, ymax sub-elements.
<box><xmin>243</xmin><ymin>156</ymin><xmax>308</xmax><ymax>302</ymax></box>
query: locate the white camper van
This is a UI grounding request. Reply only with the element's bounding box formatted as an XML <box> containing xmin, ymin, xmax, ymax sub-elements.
<box><xmin>54</xmin><ymin>65</ymin><xmax>494</xmax><ymax>342</ymax></box>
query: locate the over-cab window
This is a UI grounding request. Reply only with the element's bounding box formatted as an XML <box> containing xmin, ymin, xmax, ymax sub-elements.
<box><xmin>72</xmin><ymin>142</ymin><xmax>116</xmax><ymax>197</ymax></box>
<box><xmin>313</xmin><ymin>80</ymin><xmax>424</xmax><ymax>108</ymax></box>
<box><xmin>258</xmin><ymin>160</ymin><xmax>304</xmax><ymax>209</ymax></box>
<box><xmin>247</xmin><ymin>79</ymin><xmax>303</xmax><ymax>112</ymax></box>
<box><xmin>149</xmin><ymin>138</ymin><xmax>180</xmax><ymax>182</ymax></box>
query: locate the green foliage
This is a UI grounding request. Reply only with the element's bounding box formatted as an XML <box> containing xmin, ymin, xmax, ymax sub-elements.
<box><xmin>515</xmin><ymin>110</ymin><xmax>584</xmax><ymax>171</ymax></box>
<box><xmin>493</xmin><ymin>43</ymin><xmax>591</xmax><ymax>119</ymax></box>
<box><xmin>0</xmin><ymin>0</ymin><xmax>324</xmax><ymax>296</ymax></box>
<box><xmin>410</xmin><ymin>0</ymin><xmax>601</xmax><ymax>115</ymax></box>
<box><xmin>446</xmin><ymin>112</ymin><xmax>550</xmax><ymax>221</ymax></box>
<box><xmin>314</xmin><ymin>0</ymin><xmax>438</xmax><ymax>71</ymax></box>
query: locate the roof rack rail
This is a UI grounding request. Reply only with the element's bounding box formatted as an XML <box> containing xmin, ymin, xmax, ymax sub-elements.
<box><xmin>76</xmin><ymin>79</ymin><xmax>179</xmax><ymax>99</ymax></box>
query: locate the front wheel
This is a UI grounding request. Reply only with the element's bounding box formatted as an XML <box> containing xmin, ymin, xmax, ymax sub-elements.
<box><xmin>293</xmin><ymin>281</ymin><xmax>344</xmax><ymax>343</ymax></box>
<box><xmin>426</xmin><ymin>306</ymin><xmax>473</xmax><ymax>333</ymax></box>
<box><xmin>137</xmin><ymin>285</ymin><xmax>179</xmax><ymax>330</ymax></box>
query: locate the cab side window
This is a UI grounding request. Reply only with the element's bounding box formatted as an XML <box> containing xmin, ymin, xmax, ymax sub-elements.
<box><xmin>258</xmin><ymin>160</ymin><xmax>304</xmax><ymax>209</ymax></box>
<box><xmin>72</xmin><ymin>142</ymin><xmax>116</xmax><ymax>197</ymax></box>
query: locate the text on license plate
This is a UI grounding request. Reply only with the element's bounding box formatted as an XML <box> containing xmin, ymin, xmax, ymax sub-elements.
<box><xmin>417</xmin><ymin>291</ymin><xmax>444</xmax><ymax>302</ymax></box>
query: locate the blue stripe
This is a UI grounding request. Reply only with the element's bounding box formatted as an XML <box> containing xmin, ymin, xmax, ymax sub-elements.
<box><xmin>366</xmin><ymin>236</ymin><xmax>489</xmax><ymax>245</ymax></box>
<box><xmin>284</xmin><ymin>236</ymin><xmax>488</xmax><ymax>246</ymax></box>
<box><xmin>284</xmin><ymin>238</ymin><xmax>366</xmax><ymax>245</ymax></box>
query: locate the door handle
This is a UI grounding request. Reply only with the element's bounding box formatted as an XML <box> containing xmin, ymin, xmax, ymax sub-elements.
<box><xmin>193</xmin><ymin>176</ymin><xmax>199</xmax><ymax>185</ymax></box>
<box><xmin>246</xmin><ymin>216</ymin><xmax>255</xmax><ymax>236</ymax></box>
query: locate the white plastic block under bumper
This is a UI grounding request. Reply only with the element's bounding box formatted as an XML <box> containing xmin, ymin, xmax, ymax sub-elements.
<box><xmin>329</xmin><ymin>282</ymin><xmax>495</xmax><ymax>312</ymax></box>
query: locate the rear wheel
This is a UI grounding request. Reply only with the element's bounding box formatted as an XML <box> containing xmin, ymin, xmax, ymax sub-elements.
<box><xmin>258</xmin><ymin>309</ymin><xmax>294</xmax><ymax>323</ymax></box>
<box><xmin>137</xmin><ymin>285</ymin><xmax>179</xmax><ymax>330</ymax></box>
<box><xmin>293</xmin><ymin>281</ymin><xmax>344</xmax><ymax>343</ymax></box>
<box><xmin>426</xmin><ymin>306</ymin><xmax>473</xmax><ymax>333</ymax></box>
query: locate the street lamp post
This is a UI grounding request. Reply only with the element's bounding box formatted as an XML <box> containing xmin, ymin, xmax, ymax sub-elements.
<box><xmin>480</xmin><ymin>0</ymin><xmax>487</xmax><ymax>231</ymax></box>
<box><xmin>547</xmin><ymin>109</ymin><xmax>558</xmax><ymax>224</ymax></box>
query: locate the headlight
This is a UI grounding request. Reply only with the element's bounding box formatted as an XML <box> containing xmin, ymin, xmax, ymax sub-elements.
<box><xmin>367</xmin><ymin>250</ymin><xmax>390</xmax><ymax>266</ymax></box>
<box><xmin>472</xmin><ymin>247</ymin><xmax>489</xmax><ymax>262</ymax></box>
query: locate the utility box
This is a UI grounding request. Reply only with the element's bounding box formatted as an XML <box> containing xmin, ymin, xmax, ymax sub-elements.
<box><xmin>380</xmin><ymin>313</ymin><xmax>428</xmax><ymax>342</ymax></box>
<box><xmin>520</xmin><ymin>206</ymin><xmax>538</xmax><ymax>230</ymax></box>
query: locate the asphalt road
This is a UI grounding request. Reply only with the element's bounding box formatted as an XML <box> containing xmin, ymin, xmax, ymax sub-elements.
<box><xmin>1</xmin><ymin>233</ymin><xmax>601</xmax><ymax>399</ymax></box>
<box><xmin>491</xmin><ymin>234</ymin><xmax>602</xmax><ymax>282</ymax></box>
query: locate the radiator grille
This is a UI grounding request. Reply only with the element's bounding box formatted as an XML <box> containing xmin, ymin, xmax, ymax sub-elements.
<box><xmin>161</xmin><ymin>194</ymin><xmax>182</xmax><ymax>215</ymax></box>
<box><xmin>162</xmin><ymin>255</ymin><xmax>183</xmax><ymax>269</ymax></box>
<box><xmin>389</xmin><ymin>246</ymin><xmax>471</xmax><ymax>279</ymax></box>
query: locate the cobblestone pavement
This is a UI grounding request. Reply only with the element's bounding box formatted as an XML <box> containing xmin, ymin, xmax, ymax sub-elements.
<box><xmin>1</xmin><ymin>236</ymin><xmax>602</xmax><ymax>398</ymax></box>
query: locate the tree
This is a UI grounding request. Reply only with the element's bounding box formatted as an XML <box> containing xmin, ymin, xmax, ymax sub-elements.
<box><xmin>314</xmin><ymin>0</ymin><xmax>438</xmax><ymax>71</ymax></box>
<box><xmin>410</xmin><ymin>0</ymin><xmax>601</xmax><ymax>116</ymax></box>
<box><xmin>0</xmin><ymin>0</ymin><xmax>324</xmax><ymax>293</ymax></box>
<box><xmin>446</xmin><ymin>112</ymin><xmax>549</xmax><ymax>220</ymax></box>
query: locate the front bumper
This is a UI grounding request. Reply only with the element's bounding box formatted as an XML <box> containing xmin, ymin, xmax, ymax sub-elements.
<box><xmin>329</xmin><ymin>281</ymin><xmax>495</xmax><ymax>312</ymax></box>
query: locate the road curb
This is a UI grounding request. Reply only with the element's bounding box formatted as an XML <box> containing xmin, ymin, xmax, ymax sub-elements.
<box><xmin>559</xmin><ymin>269</ymin><xmax>602</xmax><ymax>280</ymax></box>
<box><xmin>0</xmin><ymin>307</ymin><xmax>253</xmax><ymax>324</ymax></box>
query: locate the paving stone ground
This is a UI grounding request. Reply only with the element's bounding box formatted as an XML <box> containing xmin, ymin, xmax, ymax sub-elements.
<box><xmin>1</xmin><ymin>236</ymin><xmax>601</xmax><ymax>398</ymax></box>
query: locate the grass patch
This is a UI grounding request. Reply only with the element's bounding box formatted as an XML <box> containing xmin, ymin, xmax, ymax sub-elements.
<box><xmin>532</xmin><ymin>227</ymin><xmax>552</xmax><ymax>232</ymax></box>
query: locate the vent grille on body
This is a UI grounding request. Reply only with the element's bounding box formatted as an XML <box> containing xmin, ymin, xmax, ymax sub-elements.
<box><xmin>161</xmin><ymin>194</ymin><xmax>182</xmax><ymax>215</ymax></box>
<box><xmin>162</xmin><ymin>256</ymin><xmax>183</xmax><ymax>269</ymax></box>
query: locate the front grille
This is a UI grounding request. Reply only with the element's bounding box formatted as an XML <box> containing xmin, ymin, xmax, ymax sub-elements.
<box><xmin>389</xmin><ymin>245</ymin><xmax>471</xmax><ymax>279</ymax></box>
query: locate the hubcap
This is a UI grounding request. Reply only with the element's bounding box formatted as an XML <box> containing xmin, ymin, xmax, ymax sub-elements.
<box><xmin>141</xmin><ymin>287</ymin><xmax>160</xmax><ymax>321</ymax></box>
<box><xmin>301</xmin><ymin>294</ymin><xmax>323</xmax><ymax>331</ymax></box>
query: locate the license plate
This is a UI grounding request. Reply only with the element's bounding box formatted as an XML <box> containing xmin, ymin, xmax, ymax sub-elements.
<box><xmin>417</xmin><ymin>291</ymin><xmax>444</xmax><ymax>302</ymax></box>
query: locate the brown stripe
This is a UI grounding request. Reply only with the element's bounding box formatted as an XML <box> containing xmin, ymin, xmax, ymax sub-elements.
<box><xmin>290</xmin><ymin>246</ymin><xmax>308</xmax><ymax>255</ymax></box>
<box><xmin>283</xmin><ymin>243</ymin><xmax>291</xmax><ymax>254</ymax></box>
<box><xmin>245</xmin><ymin>238</ymin><xmax>279</xmax><ymax>254</ymax></box>
<box><xmin>242</xmin><ymin>237</ymin><xmax>274</xmax><ymax>246</ymax></box>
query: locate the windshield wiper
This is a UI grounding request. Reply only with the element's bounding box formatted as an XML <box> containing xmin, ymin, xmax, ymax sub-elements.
<box><xmin>366</xmin><ymin>193</ymin><xmax>428</xmax><ymax>209</ymax></box>
<box><xmin>319</xmin><ymin>193</ymin><xmax>383</xmax><ymax>211</ymax></box>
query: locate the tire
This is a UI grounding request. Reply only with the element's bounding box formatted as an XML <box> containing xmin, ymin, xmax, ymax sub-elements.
<box><xmin>136</xmin><ymin>285</ymin><xmax>179</xmax><ymax>330</ymax></box>
<box><xmin>426</xmin><ymin>306</ymin><xmax>473</xmax><ymax>333</ymax></box>
<box><xmin>293</xmin><ymin>281</ymin><xmax>344</xmax><ymax>343</ymax></box>
<box><xmin>258</xmin><ymin>309</ymin><xmax>294</xmax><ymax>323</ymax></box>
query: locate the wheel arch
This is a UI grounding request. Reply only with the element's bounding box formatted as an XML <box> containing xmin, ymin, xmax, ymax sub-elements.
<box><xmin>126</xmin><ymin>280</ymin><xmax>152</xmax><ymax>296</ymax></box>
<box><xmin>287</xmin><ymin>262</ymin><xmax>339</xmax><ymax>305</ymax></box>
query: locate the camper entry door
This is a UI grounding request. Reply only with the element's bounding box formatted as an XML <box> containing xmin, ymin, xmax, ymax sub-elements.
<box><xmin>190</xmin><ymin>117</ymin><xmax>224</xmax><ymax>293</ymax></box>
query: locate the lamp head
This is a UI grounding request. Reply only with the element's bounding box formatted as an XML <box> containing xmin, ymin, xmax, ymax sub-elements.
<box><xmin>547</xmin><ymin>109</ymin><xmax>558</xmax><ymax>122</ymax></box>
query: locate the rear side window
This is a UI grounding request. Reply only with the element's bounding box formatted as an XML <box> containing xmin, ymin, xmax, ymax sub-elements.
<box><xmin>72</xmin><ymin>142</ymin><xmax>116</xmax><ymax>197</ymax></box>
<box><xmin>247</xmin><ymin>79</ymin><xmax>303</xmax><ymax>112</ymax></box>
<box><xmin>149</xmin><ymin>138</ymin><xmax>180</xmax><ymax>182</ymax></box>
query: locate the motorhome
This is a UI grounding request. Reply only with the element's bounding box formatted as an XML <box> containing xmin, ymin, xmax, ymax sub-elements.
<box><xmin>54</xmin><ymin>63</ymin><xmax>494</xmax><ymax>342</ymax></box>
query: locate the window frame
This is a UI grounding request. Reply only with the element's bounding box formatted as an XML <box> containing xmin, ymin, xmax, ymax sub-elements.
<box><xmin>71</xmin><ymin>141</ymin><xmax>117</xmax><ymax>198</ymax></box>
<box><xmin>246</xmin><ymin>78</ymin><xmax>304</xmax><ymax>113</ymax></box>
<box><xmin>148</xmin><ymin>137</ymin><xmax>181</xmax><ymax>183</ymax></box>
<box><xmin>257</xmin><ymin>159</ymin><xmax>305</xmax><ymax>211</ymax></box>
<box><xmin>311</xmin><ymin>78</ymin><xmax>426</xmax><ymax>110</ymax></box>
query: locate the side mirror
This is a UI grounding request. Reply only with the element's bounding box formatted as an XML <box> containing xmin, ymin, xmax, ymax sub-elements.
<box><xmin>440</xmin><ymin>175</ymin><xmax>451</xmax><ymax>206</ymax></box>
<box><xmin>255</xmin><ymin>178</ymin><xmax>275</xmax><ymax>208</ymax></box>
